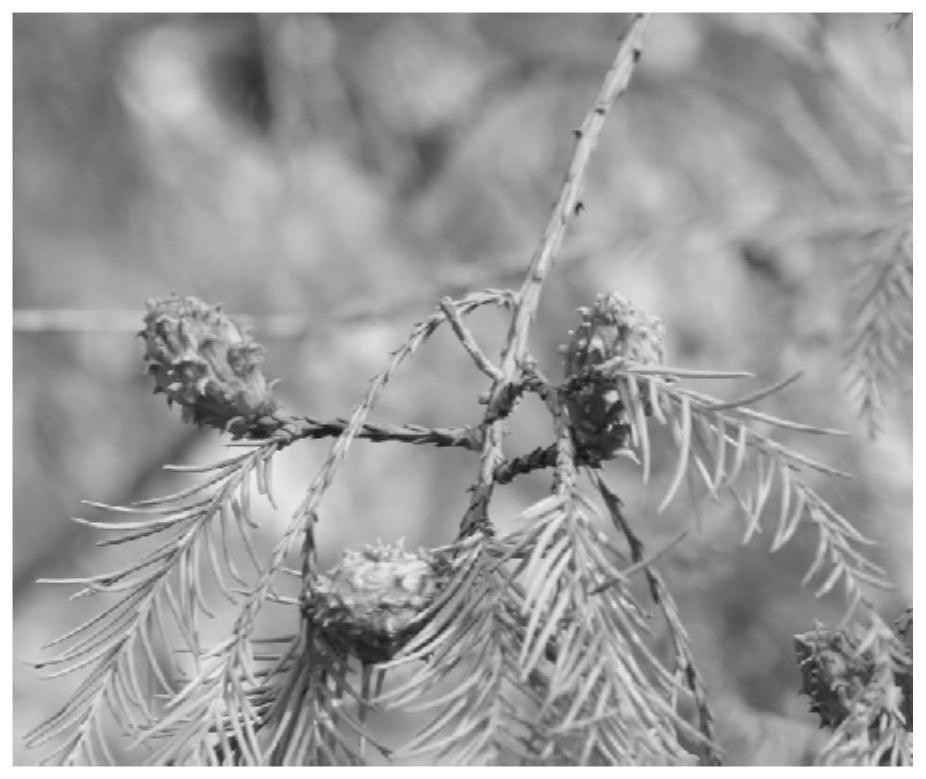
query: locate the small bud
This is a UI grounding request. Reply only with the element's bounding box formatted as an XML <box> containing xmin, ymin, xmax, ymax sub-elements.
<box><xmin>141</xmin><ymin>295</ymin><xmax>278</xmax><ymax>437</ymax></box>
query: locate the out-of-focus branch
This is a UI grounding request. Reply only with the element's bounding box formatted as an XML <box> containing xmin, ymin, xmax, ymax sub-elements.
<box><xmin>11</xmin><ymin>270</ymin><xmax>519</xmax><ymax>339</ymax></box>
<box><xmin>13</xmin><ymin>308</ymin><xmax>148</xmax><ymax>333</ymax></box>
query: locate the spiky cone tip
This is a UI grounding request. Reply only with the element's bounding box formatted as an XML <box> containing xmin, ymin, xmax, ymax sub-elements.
<box><xmin>140</xmin><ymin>295</ymin><xmax>279</xmax><ymax>438</ymax></box>
<box><xmin>794</xmin><ymin>627</ymin><xmax>867</xmax><ymax>729</ymax></box>
<box><xmin>794</xmin><ymin>618</ymin><xmax>912</xmax><ymax>733</ymax></box>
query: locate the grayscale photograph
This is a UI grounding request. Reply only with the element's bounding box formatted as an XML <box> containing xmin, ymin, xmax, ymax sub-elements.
<box><xmin>12</xmin><ymin>11</ymin><xmax>912</xmax><ymax>766</ymax></box>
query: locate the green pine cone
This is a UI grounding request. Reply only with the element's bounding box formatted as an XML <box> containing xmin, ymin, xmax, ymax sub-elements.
<box><xmin>794</xmin><ymin>627</ymin><xmax>869</xmax><ymax>729</ymax></box>
<box><xmin>304</xmin><ymin>541</ymin><xmax>445</xmax><ymax>664</ymax></box>
<box><xmin>561</xmin><ymin>292</ymin><xmax>665</xmax><ymax>460</ymax></box>
<box><xmin>141</xmin><ymin>295</ymin><xmax>278</xmax><ymax>437</ymax></box>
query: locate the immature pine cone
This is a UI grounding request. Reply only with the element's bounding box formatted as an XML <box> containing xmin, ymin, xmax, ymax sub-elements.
<box><xmin>304</xmin><ymin>541</ymin><xmax>445</xmax><ymax>664</ymax></box>
<box><xmin>141</xmin><ymin>295</ymin><xmax>278</xmax><ymax>437</ymax></box>
<box><xmin>561</xmin><ymin>292</ymin><xmax>665</xmax><ymax>460</ymax></box>
<box><xmin>794</xmin><ymin>626</ymin><xmax>871</xmax><ymax>729</ymax></box>
<box><xmin>794</xmin><ymin>618</ymin><xmax>912</xmax><ymax>734</ymax></box>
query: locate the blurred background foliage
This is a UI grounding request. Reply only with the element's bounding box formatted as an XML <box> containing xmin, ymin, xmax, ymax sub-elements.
<box><xmin>13</xmin><ymin>12</ymin><xmax>911</xmax><ymax>765</ymax></box>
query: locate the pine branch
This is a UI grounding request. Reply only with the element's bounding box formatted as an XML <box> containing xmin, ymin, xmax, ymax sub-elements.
<box><xmin>461</xmin><ymin>13</ymin><xmax>649</xmax><ymax>536</ymax></box>
<box><xmin>28</xmin><ymin>289</ymin><xmax>515</xmax><ymax>765</ymax></box>
<box><xmin>597</xmin><ymin>364</ymin><xmax>891</xmax><ymax>619</ymax></box>
<box><xmin>24</xmin><ymin>444</ymin><xmax>277</xmax><ymax>764</ymax></box>
<box><xmin>28</xmin><ymin>20</ymin><xmax>657</xmax><ymax>761</ymax></box>
<box><xmin>843</xmin><ymin>218</ymin><xmax>912</xmax><ymax>437</ymax></box>
<box><xmin>132</xmin><ymin>290</ymin><xmax>516</xmax><ymax>763</ymax></box>
<box><xmin>375</xmin><ymin>492</ymin><xmax>705</xmax><ymax>765</ymax></box>
<box><xmin>438</xmin><ymin>296</ymin><xmax>505</xmax><ymax>382</ymax></box>
<box><xmin>259</xmin><ymin>412</ymin><xmax>482</xmax><ymax>450</ymax></box>
<box><xmin>493</xmin><ymin>444</ymin><xmax>560</xmax><ymax>484</ymax></box>
<box><xmin>30</xmin><ymin>14</ymin><xmax>901</xmax><ymax>769</ymax></box>
<box><xmin>504</xmin><ymin>492</ymin><xmax>704</xmax><ymax>764</ymax></box>
<box><xmin>372</xmin><ymin>533</ymin><xmax>538</xmax><ymax>764</ymax></box>
<box><xmin>593</xmin><ymin>473</ymin><xmax>721</xmax><ymax>765</ymax></box>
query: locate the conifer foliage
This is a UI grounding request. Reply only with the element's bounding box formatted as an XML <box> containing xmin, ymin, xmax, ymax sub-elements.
<box><xmin>26</xmin><ymin>15</ymin><xmax>901</xmax><ymax>765</ymax></box>
<box><xmin>843</xmin><ymin>209</ymin><xmax>912</xmax><ymax>438</ymax></box>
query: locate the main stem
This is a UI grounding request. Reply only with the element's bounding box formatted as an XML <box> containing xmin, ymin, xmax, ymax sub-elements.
<box><xmin>461</xmin><ymin>13</ymin><xmax>650</xmax><ymax>534</ymax></box>
<box><xmin>499</xmin><ymin>14</ymin><xmax>649</xmax><ymax>374</ymax></box>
